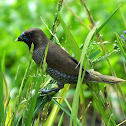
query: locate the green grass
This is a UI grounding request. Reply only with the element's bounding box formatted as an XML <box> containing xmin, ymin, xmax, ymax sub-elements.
<box><xmin>1</xmin><ymin>1</ymin><xmax>126</xmax><ymax>126</ymax></box>
<box><xmin>0</xmin><ymin>55</ymin><xmax>5</xmax><ymax>126</ymax></box>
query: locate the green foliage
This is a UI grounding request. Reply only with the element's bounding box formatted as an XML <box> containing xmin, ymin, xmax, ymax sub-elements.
<box><xmin>70</xmin><ymin>25</ymin><xmax>98</xmax><ymax>126</ymax></box>
<box><xmin>0</xmin><ymin>57</ymin><xmax>5</xmax><ymax>126</ymax></box>
<box><xmin>56</xmin><ymin>10</ymin><xmax>81</xmax><ymax>59</ymax></box>
<box><xmin>115</xmin><ymin>33</ymin><xmax>126</xmax><ymax>59</ymax></box>
<box><xmin>1</xmin><ymin>0</ymin><xmax>126</xmax><ymax>126</ymax></box>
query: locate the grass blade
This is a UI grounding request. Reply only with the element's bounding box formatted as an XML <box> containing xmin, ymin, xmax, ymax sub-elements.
<box><xmin>0</xmin><ymin>59</ymin><xmax>5</xmax><ymax>126</ymax></box>
<box><xmin>10</xmin><ymin>45</ymin><xmax>34</xmax><ymax>126</ymax></box>
<box><xmin>23</xmin><ymin>44</ymin><xmax>48</xmax><ymax>126</ymax></box>
<box><xmin>95</xmin><ymin>4</ymin><xmax>121</xmax><ymax>36</ymax></box>
<box><xmin>89</xmin><ymin>49</ymin><xmax>101</xmax><ymax>61</ymax></box>
<box><xmin>52</xmin><ymin>99</ymin><xmax>81</xmax><ymax>126</ymax></box>
<box><xmin>56</xmin><ymin>10</ymin><xmax>81</xmax><ymax>59</ymax></box>
<box><xmin>44</xmin><ymin>84</ymin><xmax>69</xmax><ymax>126</ymax></box>
<box><xmin>115</xmin><ymin>33</ymin><xmax>126</xmax><ymax>59</ymax></box>
<box><xmin>58</xmin><ymin>112</ymin><xmax>64</xmax><ymax>126</ymax></box>
<box><xmin>88</xmin><ymin>84</ymin><xmax>116</xmax><ymax>126</ymax></box>
<box><xmin>70</xmin><ymin>25</ymin><xmax>97</xmax><ymax>126</ymax></box>
<box><xmin>23</xmin><ymin>77</ymin><xmax>42</xmax><ymax>126</ymax></box>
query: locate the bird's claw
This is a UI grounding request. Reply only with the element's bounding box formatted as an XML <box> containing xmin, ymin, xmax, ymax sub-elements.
<box><xmin>39</xmin><ymin>89</ymin><xmax>52</xmax><ymax>94</ymax></box>
<box><xmin>39</xmin><ymin>87</ymin><xmax>60</xmax><ymax>94</ymax></box>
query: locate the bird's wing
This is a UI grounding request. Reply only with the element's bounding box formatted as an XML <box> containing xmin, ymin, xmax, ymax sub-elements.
<box><xmin>46</xmin><ymin>41</ymin><xmax>84</xmax><ymax>75</ymax></box>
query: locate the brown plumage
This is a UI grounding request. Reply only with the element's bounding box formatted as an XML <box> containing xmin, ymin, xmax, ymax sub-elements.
<box><xmin>17</xmin><ymin>28</ymin><xmax>125</xmax><ymax>93</ymax></box>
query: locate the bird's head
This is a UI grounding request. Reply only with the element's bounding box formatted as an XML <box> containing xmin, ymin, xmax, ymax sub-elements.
<box><xmin>17</xmin><ymin>28</ymin><xmax>48</xmax><ymax>49</ymax></box>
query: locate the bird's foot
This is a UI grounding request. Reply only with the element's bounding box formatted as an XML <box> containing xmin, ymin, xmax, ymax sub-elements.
<box><xmin>39</xmin><ymin>83</ymin><xmax>64</xmax><ymax>94</ymax></box>
<box><xmin>39</xmin><ymin>87</ymin><xmax>60</xmax><ymax>94</ymax></box>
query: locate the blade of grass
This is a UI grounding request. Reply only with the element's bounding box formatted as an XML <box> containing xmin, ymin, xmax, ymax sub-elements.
<box><xmin>4</xmin><ymin>76</ymin><xmax>11</xmax><ymax>126</ymax></box>
<box><xmin>10</xmin><ymin>44</ymin><xmax>34</xmax><ymax>126</ymax></box>
<box><xmin>63</xmin><ymin>1</ymin><xmax>90</xmax><ymax>31</ymax></box>
<box><xmin>79</xmin><ymin>87</ymin><xmax>86</xmax><ymax>126</ymax></box>
<box><xmin>88</xmin><ymin>84</ymin><xmax>116</xmax><ymax>126</ymax></box>
<box><xmin>13</xmin><ymin>110</ymin><xmax>23</xmax><ymax>126</ymax></box>
<box><xmin>115</xmin><ymin>33</ymin><xmax>126</xmax><ymax>116</ymax></box>
<box><xmin>23</xmin><ymin>44</ymin><xmax>48</xmax><ymax>126</ymax></box>
<box><xmin>23</xmin><ymin>75</ymin><xmax>43</xmax><ymax>126</ymax></box>
<box><xmin>2</xmin><ymin>50</ymin><xmax>5</xmax><ymax>72</ymax></box>
<box><xmin>117</xmin><ymin>119</ymin><xmax>126</xmax><ymax>126</ymax></box>
<box><xmin>0</xmin><ymin>59</ymin><xmax>5</xmax><ymax>126</ymax></box>
<box><xmin>119</xmin><ymin>7</ymin><xmax>126</xmax><ymax>28</ymax></box>
<box><xmin>95</xmin><ymin>4</ymin><xmax>121</xmax><ymax>36</ymax></box>
<box><xmin>70</xmin><ymin>25</ymin><xmax>97</xmax><ymax>126</ymax></box>
<box><xmin>89</xmin><ymin>49</ymin><xmax>101</xmax><ymax>61</ymax></box>
<box><xmin>52</xmin><ymin>99</ymin><xmax>81</xmax><ymax>126</ymax></box>
<box><xmin>44</xmin><ymin>84</ymin><xmax>70</xmax><ymax>126</ymax></box>
<box><xmin>2</xmin><ymin>51</ymin><xmax>10</xmax><ymax>126</ymax></box>
<box><xmin>34</xmin><ymin>116</ymin><xmax>39</xmax><ymax>126</ymax></box>
<box><xmin>58</xmin><ymin>112</ymin><xmax>64</xmax><ymax>126</ymax></box>
<box><xmin>56</xmin><ymin>10</ymin><xmax>81</xmax><ymax>59</ymax></box>
<box><xmin>64</xmin><ymin>98</ymin><xmax>72</xmax><ymax>112</ymax></box>
<box><xmin>115</xmin><ymin>33</ymin><xmax>126</xmax><ymax>59</ymax></box>
<box><xmin>5</xmin><ymin>101</ymin><xmax>12</xmax><ymax>126</ymax></box>
<box><xmin>33</xmin><ymin>95</ymin><xmax>51</xmax><ymax>117</ymax></box>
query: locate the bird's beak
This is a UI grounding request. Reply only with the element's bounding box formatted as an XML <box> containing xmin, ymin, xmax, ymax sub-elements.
<box><xmin>16</xmin><ymin>32</ymin><xmax>29</xmax><ymax>43</ymax></box>
<box><xmin>17</xmin><ymin>32</ymin><xmax>25</xmax><ymax>41</ymax></box>
<box><xmin>15</xmin><ymin>38</ymin><xmax>18</xmax><ymax>42</ymax></box>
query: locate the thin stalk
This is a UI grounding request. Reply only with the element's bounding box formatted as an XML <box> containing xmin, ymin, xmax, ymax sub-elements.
<box><xmin>63</xmin><ymin>1</ymin><xmax>90</xmax><ymax>31</ymax></box>
<box><xmin>50</xmin><ymin>0</ymin><xmax>64</xmax><ymax>40</ymax></box>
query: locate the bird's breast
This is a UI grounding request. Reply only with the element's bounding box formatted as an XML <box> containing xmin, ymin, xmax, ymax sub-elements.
<box><xmin>32</xmin><ymin>48</ymin><xmax>44</xmax><ymax>66</ymax></box>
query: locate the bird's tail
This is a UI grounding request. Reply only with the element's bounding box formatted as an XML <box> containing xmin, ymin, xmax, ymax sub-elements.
<box><xmin>86</xmin><ymin>70</ymin><xmax>125</xmax><ymax>84</ymax></box>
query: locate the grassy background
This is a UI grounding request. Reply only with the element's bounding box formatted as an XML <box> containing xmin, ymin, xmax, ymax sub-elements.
<box><xmin>1</xmin><ymin>0</ymin><xmax>126</xmax><ymax>126</ymax></box>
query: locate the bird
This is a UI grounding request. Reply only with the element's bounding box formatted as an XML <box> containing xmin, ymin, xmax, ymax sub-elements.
<box><xmin>17</xmin><ymin>28</ymin><xmax>125</xmax><ymax>93</ymax></box>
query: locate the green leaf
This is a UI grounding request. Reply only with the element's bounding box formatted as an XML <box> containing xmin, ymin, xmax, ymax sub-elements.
<box><xmin>70</xmin><ymin>25</ymin><xmax>98</xmax><ymax>126</ymax></box>
<box><xmin>0</xmin><ymin>59</ymin><xmax>5</xmax><ymax>126</ymax></box>
<box><xmin>23</xmin><ymin>80</ymin><xmax>41</xmax><ymax>126</ymax></box>
<box><xmin>58</xmin><ymin>112</ymin><xmax>64</xmax><ymax>126</ymax></box>
<box><xmin>23</xmin><ymin>44</ymin><xmax>48</xmax><ymax>126</ymax></box>
<box><xmin>56</xmin><ymin>10</ymin><xmax>81</xmax><ymax>59</ymax></box>
<box><xmin>94</xmin><ymin>4</ymin><xmax>121</xmax><ymax>37</ymax></box>
<box><xmin>44</xmin><ymin>85</ymin><xmax>69</xmax><ymax>126</ymax></box>
<box><xmin>88</xmin><ymin>84</ymin><xmax>116</xmax><ymax>126</ymax></box>
<box><xmin>89</xmin><ymin>49</ymin><xmax>101</xmax><ymax>61</ymax></box>
<box><xmin>115</xmin><ymin>33</ymin><xmax>126</xmax><ymax>60</ymax></box>
<box><xmin>10</xmin><ymin>44</ymin><xmax>34</xmax><ymax>126</ymax></box>
<box><xmin>2</xmin><ymin>51</ymin><xmax>5</xmax><ymax>72</ymax></box>
<box><xmin>52</xmin><ymin>99</ymin><xmax>81</xmax><ymax>126</ymax></box>
<box><xmin>64</xmin><ymin>98</ymin><xmax>72</xmax><ymax>112</ymax></box>
<box><xmin>33</xmin><ymin>95</ymin><xmax>51</xmax><ymax>117</ymax></box>
<box><xmin>34</xmin><ymin>117</ymin><xmax>39</xmax><ymax>126</ymax></box>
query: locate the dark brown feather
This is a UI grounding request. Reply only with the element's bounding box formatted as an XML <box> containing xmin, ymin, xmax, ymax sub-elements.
<box><xmin>46</xmin><ymin>41</ymin><xmax>82</xmax><ymax>75</ymax></box>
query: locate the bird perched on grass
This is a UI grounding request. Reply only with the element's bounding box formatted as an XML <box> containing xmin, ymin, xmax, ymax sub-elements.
<box><xmin>17</xmin><ymin>28</ymin><xmax>125</xmax><ymax>93</ymax></box>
